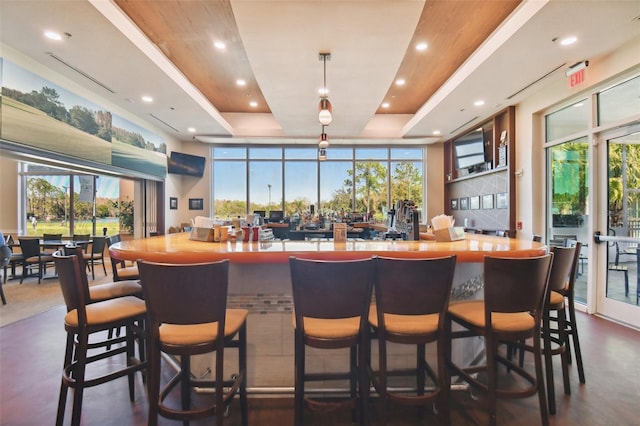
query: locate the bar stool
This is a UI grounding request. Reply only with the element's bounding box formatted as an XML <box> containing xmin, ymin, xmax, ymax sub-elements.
<box><xmin>446</xmin><ymin>254</ymin><xmax>553</xmax><ymax>426</ymax></box>
<box><xmin>555</xmin><ymin>240</ymin><xmax>586</xmax><ymax>385</ymax></box>
<box><xmin>52</xmin><ymin>250</ymin><xmax>146</xmax><ymax>426</ymax></box>
<box><xmin>63</xmin><ymin>245</ymin><xmax>142</xmax><ymax>303</ymax></box>
<box><xmin>368</xmin><ymin>255</ymin><xmax>456</xmax><ymax>424</ymax></box>
<box><xmin>107</xmin><ymin>235</ymin><xmax>140</xmax><ymax>281</ymax></box>
<box><xmin>542</xmin><ymin>244</ymin><xmax>581</xmax><ymax>414</ymax></box>
<box><xmin>289</xmin><ymin>257</ymin><xmax>374</xmax><ymax>426</ymax></box>
<box><xmin>138</xmin><ymin>259</ymin><xmax>248</xmax><ymax>426</ymax></box>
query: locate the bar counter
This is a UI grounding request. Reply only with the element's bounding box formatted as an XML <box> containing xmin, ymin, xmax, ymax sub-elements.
<box><xmin>109</xmin><ymin>231</ymin><xmax>546</xmax><ymax>264</ymax></box>
<box><xmin>107</xmin><ymin>231</ymin><xmax>547</xmax><ymax>389</ymax></box>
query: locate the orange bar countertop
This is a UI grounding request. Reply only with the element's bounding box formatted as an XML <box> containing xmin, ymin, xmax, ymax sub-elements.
<box><xmin>109</xmin><ymin>232</ymin><xmax>547</xmax><ymax>264</ymax></box>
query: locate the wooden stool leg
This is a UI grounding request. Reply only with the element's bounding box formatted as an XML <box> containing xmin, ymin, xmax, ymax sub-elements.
<box><xmin>568</xmin><ymin>303</ymin><xmax>586</xmax><ymax>384</ymax></box>
<box><xmin>543</xmin><ymin>312</ymin><xmax>556</xmax><ymax>415</ymax></box>
<box><xmin>56</xmin><ymin>333</ymin><xmax>75</xmax><ymax>426</ymax></box>
<box><xmin>294</xmin><ymin>332</ymin><xmax>305</xmax><ymax>426</ymax></box>
<box><xmin>239</xmin><ymin>322</ymin><xmax>248</xmax><ymax>426</ymax></box>
<box><xmin>71</xmin><ymin>332</ymin><xmax>89</xmax><ymax>426</ymax></box>
<box><xmin>147</xmin><ymin>340</ymin><xmax>161</xmax><ymax>426</ymax></box>
<box><xmin>558</xmin><ymin>309</ymin><xmax>571</xmax><ymax>395</ymax></box>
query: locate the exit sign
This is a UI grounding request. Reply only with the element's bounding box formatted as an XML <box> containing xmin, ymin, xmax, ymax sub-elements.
<box><xmin>568</xmin><ymin>68</ymin><xmax>586</xmax><ymax>88</ymax></box>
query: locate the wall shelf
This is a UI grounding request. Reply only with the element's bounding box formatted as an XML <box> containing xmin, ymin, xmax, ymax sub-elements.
<box><xmin>444</xmin><ymin>106</ymin><xmax>516</xmax><ymax>232</ymax></box>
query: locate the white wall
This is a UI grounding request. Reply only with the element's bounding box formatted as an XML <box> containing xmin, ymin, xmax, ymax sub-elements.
<box><xmin>165</xmin><ymin>140</ymin><xmax>211</xmax><ymax>230</ymax></box>
<box><xmin>0</xmin><ymin>155</ymin><xmax>19</xmax><ymax>234</ymax></box>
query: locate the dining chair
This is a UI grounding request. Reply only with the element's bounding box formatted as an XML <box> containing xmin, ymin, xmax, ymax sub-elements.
<box><xmin>138</xmin><ymin>259</ymin><xmax>248</xmax><ymax>426</ymax></box>
<box><xmin>289</xmin><ymin>256</ymin><xmax>374</xmax><ymax>426</ymax></box>
<box><xmin>41</xmin><ymin>233</ymin><xmax>65</xmax><ymax>258</ymax></box>
<box><xmin>0</xmin><ymin>245</ymin><xmax>10</xmax><ymax>304</ymax></box>
<box><xmin>52</xmin><ymin>250</ymin><xmax>146</xmax><ymax>426</ymax></box>
<box><xmin>18</xmin><ymin>237</ymin><xmax>55</xmax><ymax>283</ymax></box>
<box><xmin>82</xmin><ymin>236</ymin><xmax>107</xmax><ymax>280</ymax></box>
<box><xmin>446</xmin><ymin>254</ymin><xmax>553</xmax><ymax>426</ymax></box>
<box><xmin>368</xmin><ymin>255</ymin><xmax>456</xmax><ymax>424</ymax></box>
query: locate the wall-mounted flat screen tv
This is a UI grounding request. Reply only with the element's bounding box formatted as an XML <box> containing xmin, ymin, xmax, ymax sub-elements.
<box><xmin>454</xmin><ymin>129</ymin><xmax>486</xmax><ymax>170</ymax></box>
<box><xmin>167</xmin><ymin>152</ymin><xmax>206</xmax><ymax>177</ymax></box>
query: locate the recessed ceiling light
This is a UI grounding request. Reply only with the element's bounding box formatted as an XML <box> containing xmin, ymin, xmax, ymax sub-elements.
<box><xmin>415</xmin><ymin>42</ymin><xmax>428</xmax><ymax>51</ymax></box>
<box><xmin>395</xmin><ymin>78</ymin><xmax>406</xmax><ymax>86</ymax></box>
<box><xmin>44</xmin><ymin>31</ymin><xmax>62</xmax><ymax>41</ymax></box>
<box><xmin>141</xmin><ymin>95</ymin><xmax>153</xmax><ymax>103</ymax></box>
<box><xmin>381</xmin><ymin>102</ymin><xmax>390</xmax><ymax>108</ymax></box>
<box><xmin>432</xmin><ymin>130</ymin><xmax>441</xmax><ymax>135</ymax></box>
<box><xmin>236</xmin><ymin>79</ymin><xmax>246</xmax><ymax>86</ymax></box>
<box><xmin>249</xmin><ymin>101</ymin><xmax>258</xmax><ymax>108</ymax></box>
<box><xmin>214</xmin><ymin>40</ymin><xmax>226</xmax><ymax>50</ymax></box>
<box><xmin>187</xmin><ymin>127</ymin><xmax>196</xmax><ymax>133</ymax></box>
<box><xmin>560</xmin><ymin>36</ymin><xmax>577</xmax><ymax>46</ymax></box>
<box><xmin>474</xmin><ymin>100</ymin><xmax>485</xmax><ymax>107</ymax></box>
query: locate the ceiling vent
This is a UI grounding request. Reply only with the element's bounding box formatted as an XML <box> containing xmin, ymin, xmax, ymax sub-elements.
<box><xmin>506</xmin><ymin>63</ymin><xmax>566</xmax><ymax>100</ymax></box>
<box><xmin>46</xmin><ymin>52</ymin><xmax>115</xmax><ymax>94</ymax></box>
<box><xmin>149</xmin><ymin>113</ymin><xmax>179</xmax><ymax>133</ymax></box>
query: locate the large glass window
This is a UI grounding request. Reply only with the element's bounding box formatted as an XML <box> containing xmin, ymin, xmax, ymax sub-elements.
<box><xmin>598</xmin><ymin>75</ymin><xmax>640</xmax><ymax>126</ymax></box>
<box><xmin>23</xmin><ymin>164</ymin><xmax>123</xmax><ymax>236</ymax></box>
<box><xmin>249</xmin><ymin>161</ymin><xmax>282</xmax><ymax>213</ymax></box>
<box><xmin>211</xmin><ymin>145</ymin><xmax>424</xmax><ymax>222</ymax></box>
<box><xmin>545</xmin><ymin>100</ymin><xmax>588</xmax><ymax>142</ymax></box>
<box><xmin>213</xmin><ymin>161</ymin><xmax>246</xmax><ymax>220</ymax></box>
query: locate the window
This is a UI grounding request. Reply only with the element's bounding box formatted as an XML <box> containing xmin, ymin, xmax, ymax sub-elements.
<box><xmin>598</xmin><ymin>75</ymin><xmax>640</xmax><ymax>126</ymax></box>
<box><xmin>211</xmin><ymin>145</ymin><xmax>424</xmax><ymax>221</ymax></box>
<box><xmin>545</xmin><ymin>100</ymin><xmax>588</xmax><ymax>142</ymax></box>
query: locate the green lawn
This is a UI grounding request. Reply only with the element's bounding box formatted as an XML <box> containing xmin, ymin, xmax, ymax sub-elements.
<box><xmin>24</xmin><ymin>218</ymin><xmax>121</xmax><ymax>237</ymax></box>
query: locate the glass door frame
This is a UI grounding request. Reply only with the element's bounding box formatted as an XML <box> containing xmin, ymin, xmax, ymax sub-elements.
<box><xmin>593</xmin><ymin>123</ymin><xmax>640</xmax><ymax>328</ymax></box>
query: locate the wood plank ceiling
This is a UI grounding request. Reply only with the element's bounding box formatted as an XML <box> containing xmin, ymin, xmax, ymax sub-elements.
<box><xmin>114</xmin><ymin>0</ymin><xmax>520</xmax><ymax>120</ymax></box>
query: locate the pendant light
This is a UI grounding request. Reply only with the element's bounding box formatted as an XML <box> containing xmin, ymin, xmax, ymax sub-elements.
<box><xmin>318</xmin><ymin>125</ymin><xmax>329</xmax><ymax>148</ymax></box>
<box><xmin>318</xmin><ymin>53</ymin><xmax>332</xmax><ymax>126</ymax></box>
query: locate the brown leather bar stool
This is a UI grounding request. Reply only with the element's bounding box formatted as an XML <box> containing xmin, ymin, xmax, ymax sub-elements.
<box><xmin>368</xmin><ymin>255</ymin><xmax>456</xmax><ymax>424</ymax></box>
<box><xmin>446</xmin><ymin>254</ymin><xmax>553</xmax><ymax>426</ymax></box>
<box><xmin>138</xmin><ymin>259</ymin><xmax>248</xmax><ymax>426</ymax></box>
<box><xmin>289</xmin><ymin>257</ymin><xmax>374</xmax><ymax>426</ymax></box>
<box><xmin>107</xmin><ymin>235</ymin><xmax>140</xmax><ymax>281</ymax></box>
<box><xmin>52</xmin><ymin>250</ymin><xmax>146</xmax><ymax>426</ymax></box>
<box><xmin>555</xmin><ymin>240</ymin><xmax>586</xmax><ymax>385</ymax></box>
<box><xmin>543</xmin><ymin>244</ymin><xmax>580</xmax><ymax>414</ymax></box>
<box><xmin>63</xmin><ymin>245</ymin><xmax>142</xmax><ymax>302</ymax></box>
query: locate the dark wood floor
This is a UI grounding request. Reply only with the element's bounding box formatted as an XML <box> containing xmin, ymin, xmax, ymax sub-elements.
<box><xmin>1</xmin><ymin>304</ymin><xmax>638</xmax><ymax>425</ymax></box>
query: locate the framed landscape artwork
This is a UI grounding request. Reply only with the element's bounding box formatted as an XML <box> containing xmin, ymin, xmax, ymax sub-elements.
<box><xmin>470</xmin><ymin>196</ymin><xmax>480</xmax><ymax>210</ymax></box>
<box><xmin>459</xmin><ymin>197</ymin><xmax>469</xmax><ymax>210</ymax></box>
<box><xmin>496</xmin><ymin>192</ymin><xmax>508</xmax><ymax>209</ymax></box>
<box><xmin>482</xmin><ymin>194</ymin><xmax>494</xmax><ymax>209</ymax></box>
<box><xmin>189</xmin><ymin>198</ymin><xmax>203</xmax><ymax>210</ymax></box>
